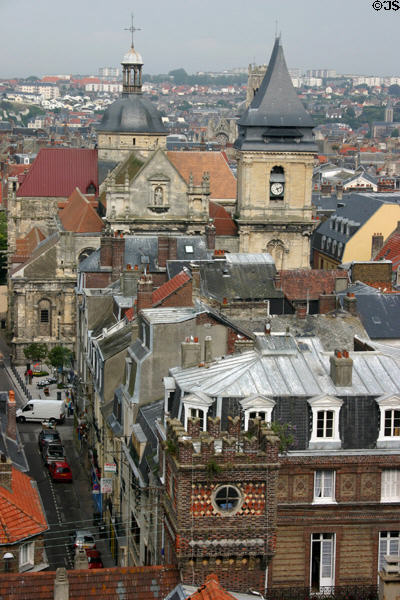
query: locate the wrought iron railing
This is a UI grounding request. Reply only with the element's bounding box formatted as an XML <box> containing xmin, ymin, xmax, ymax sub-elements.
<box><xmin>10</xmin><ymin>361</ymin><xmax>32</xmax><ymax>400</ymax></box>
<box><xmin>263</xmin><ymin>584</ymin><xmax>378</xmax><ymax>600</ymax></box>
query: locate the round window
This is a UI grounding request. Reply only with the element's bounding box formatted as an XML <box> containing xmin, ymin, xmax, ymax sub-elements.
<box><xmin>212</xmin><ymin>485</ymin><xmax>243</xmax><ymax>515</ymax></box>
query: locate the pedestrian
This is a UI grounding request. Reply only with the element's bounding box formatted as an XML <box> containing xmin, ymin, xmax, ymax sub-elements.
<box><xmin>68</xmin><ymin>399</ymin><xmax>73</xmax><ymax>417</ymax></box>
<box><xmin>27</xmin><ymin>368</ymin><xmax>33</xmax><ymax>385</ymax></box>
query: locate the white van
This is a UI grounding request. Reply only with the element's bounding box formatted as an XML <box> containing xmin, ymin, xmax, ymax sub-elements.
<box><xmin>16</xmin><ymin>399</ymin><xmax>66</xmax><ymax>424</ymax></box>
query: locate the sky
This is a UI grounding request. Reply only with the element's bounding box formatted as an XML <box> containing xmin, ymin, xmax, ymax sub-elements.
<box><xmin>1</xmin><ymin>0</ymin><xmax>399</xmax><ymax>78</ymax></box>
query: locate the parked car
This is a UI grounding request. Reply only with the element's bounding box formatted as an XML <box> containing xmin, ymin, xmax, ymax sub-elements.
<box><xmin>48</xmin><ymin>461</ymin><xmax>72</xmax><ymax>482</ymax></box>
<box><xmin>37</xmin><ymin>376</ymin><xmax>57</xmax><ymax>388</ymax></box>
<box><xmin>85</xmin><ymin>549</ymin><xmax>103</xmax><ymax>569</ymax></box>
<box><xmin>38</xmin><ymin>428</ymin><xmax>61</xmax><ymax>451</ymax></box>
<box><xmin>72</xmin><ymin>529</ymin><xmax>96</xmax><ymax>550</ymax></box>
<box><xmin>42</xmin><ymin>444</ymin><xmax>65</xmax><ymax>467</ymax></box>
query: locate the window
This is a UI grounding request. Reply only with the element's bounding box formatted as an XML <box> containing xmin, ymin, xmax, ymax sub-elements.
<box><xmin>379</xmin><ymin>531</ymin><xmax>400</xmax><ymax>572</ymax></box>
<box><xmin>376</xmin><ymin>395</ymin><xmax>400</xmax><ymax>448</ymax></box>
<box><xmin>38</xmin><ymin>299</ymin><xmax>51</xmax><ymax>336</ymax></box>
<box><xmin>308</xmin><ymin>395</ymin><xmax>342</xmax><ymax>449</ymax></box>
<box><xmin>189</xmin><ymin>407</ymin><xmax>204</xmax><ymax>429</ymax></box>
<box><xmin>310</xmin><ymin>533</ymin><xmax>335</xmax><ymax>592</ymax></box>
<box><xmin>131</xmin><ymin>511</ymin><xmax>140</xmax><ymax>546</ymax></box>
<box><xmin>241</xmin><ymin>395</ymin><xmax>275</xmax><ymax>430</ymax></box>
<box><xmin>381</xmin><ymin>470</ymin><xmax>400</xmax><ymax>502</ymax></box>
<box><xmin>212</xmin><ymin>485</ymin><xmax>243</xmax><ymax>515</ymax></box>
<box><xmin>40</xmin><ymin>309</ymin><xmax>49</xmax><ymax>323</ymax></box>
<box><xmin>185</xmin><ymin>245</ymin><xmax>194</xmax><ymax>254</ymax></box>
<box><xmin>321</xmin><ymin>235</ymin><xmax>326</xmax><ymax>250</ymax></box>
<box><xmin>19</xmin><ymin>542</ymin><xmax>34</xmax><ymax>569</ymax></box>
<box><xmin>314</xmin><ymin>470</ymin><xmax>336</xmax><ymax>504</ymax></box>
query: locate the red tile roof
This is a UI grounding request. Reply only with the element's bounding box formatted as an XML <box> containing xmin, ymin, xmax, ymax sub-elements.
<box><xmin>17</xmin><ymin>148</ymin><xmax>98</xmax><ymax>198</ymax></box>
<box><xmin>187</xmin><ymin>574</ymin><xmax>236</xmax><ymax>600</ymax></box>
<box><xmin>0</xmin><ymin>466</ymin><xmax>48</xmax><ymax>544</ymax></box>
<box><xmin>152</xmin><ymin>270</ymin><xmax>191</xmax><ymax>306</ymax></box>
<box><xmin>279</xmin><ymin>269</ymin><xmax>347</xmax><ymax>301</ymax></box>
<box><xmin>374</xmin><ymin>231</ymin><xmax>400</xmax><ymax>271</ymax></box>
<box><xmin>12</xmin><ymin>227</ymin><xmax>46</xmax><ymax>262</ymax></box>
<box><xmin>0</xmin><ymin>565</ymin><xmax>179</xmax><ymax>599</ymax></box>
<box><xmin>7</xmin><ymin>164</ymin><xmax>31</xmax><ymax>178</ymax></box>
<box><xmin>59</xmin><ymin>188</ymin><xmax>103</xmax><ymax>233</ymax></box>
<box><xmin>167</xmin><ymin>151</ymin><xmax>237</xmax><ymax>200</ymax></box>
<box><xmin>209</xmin><ymin>202</ymin><xmax>237</xmax><ymax>236</ymax></box>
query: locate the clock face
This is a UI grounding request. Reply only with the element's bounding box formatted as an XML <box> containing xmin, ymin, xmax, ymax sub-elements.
<box><xmin>270</xmin><ymin>182</ymin><xmax>284</xmax><ymax>196</ymax></box>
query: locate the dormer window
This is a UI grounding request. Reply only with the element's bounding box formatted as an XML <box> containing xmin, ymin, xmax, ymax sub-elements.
<box><xmin>321</xmin><ymin>235</ymin><xmax>326</xmax><ymax>250</ymax></box>
<box><xmin>308</xmin><ymin>395</ymin><xmax>343</xmax><ymax>449</ymax></box>
<box><xmin>240</xmin><ymin>395</ymin><xmax>275</xmax><ymax>430</ymax></box>
<box><xmin>376</xmin><ymin>395</ymin><xmax>400</xmax><ymax>448</ymax></box>
<box><xmin>182</xmin><ymin>392</ymin><xmax>213</xmax><ymax>432</ymax></box>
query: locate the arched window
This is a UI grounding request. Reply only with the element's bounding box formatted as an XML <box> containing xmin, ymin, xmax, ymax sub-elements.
<box><xmin>321</xmin><ymin>236</ymin><xmax>326</xmax><ymax>250</ymax></box>
<box><xmin>38</xmin><ymin>299</ymin><xmax>51</xmax><ymax>337</ymax></box>
<box><xmin>270</xmin><ymin>166</ymin><xmax>285</xmax><ymax>201</ymax></box>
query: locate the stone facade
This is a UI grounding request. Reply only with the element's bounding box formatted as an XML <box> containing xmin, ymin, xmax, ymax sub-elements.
<box><xmin>97</xmin><ymin>132</ymin><xmax>166</xmax><ymax>163</ymax></box>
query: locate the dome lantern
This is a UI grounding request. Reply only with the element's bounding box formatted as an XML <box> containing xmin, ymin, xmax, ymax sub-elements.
<box><xmin>122</xmin><ymin>14</ymin><xmax>143</xmax><ymax>95</ymax></box>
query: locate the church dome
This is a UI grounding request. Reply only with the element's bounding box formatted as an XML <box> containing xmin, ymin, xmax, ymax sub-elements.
<box><xmin>97</xmin><ymin>95</ymin><xmax>167</xmax><ymax>134</ymax></box>
<box><xmin>122</xmin><ymin>45</ymin><xmax>143</xmax><ymax>65</ymax></box>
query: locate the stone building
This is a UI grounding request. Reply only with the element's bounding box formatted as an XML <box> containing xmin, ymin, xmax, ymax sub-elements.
<box><xmin>234</xmin><ymin>38</ymin><xmax>317</xmax><ymax>268</ymax></box>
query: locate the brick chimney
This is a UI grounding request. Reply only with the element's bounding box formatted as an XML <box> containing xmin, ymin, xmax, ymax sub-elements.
<box><xmin>295</xmin><ymin>303</ymin><xmax>307</xmax><ymax>319</ymax></box>
<box><xmin>181</xmin><ymin>337</ymin><xmax>201</xmax><ymax>368</ymax></box>
<box><xmin>189</xmin><ymin>262</ymin><xmax>201</xmax><ymax>298</ymax></box>
<box><xmin>205</xmin><ymin>222</ymin><xmax>216</xmax><ymax>250</ymax></box>
<box><xmin>158</xmin><ymin>236</ymin><xmax>169</xmax><ymax>268</ymax></box>
<box><xmin>321</xmin><ymin>181</ymin><xmax>332</xmax><ymax>197</ymax></box>
<box><xmin>343</xmin><ymin>292</ymin><xmax>357</xmax><ymax>315</ymax></box>
<box><xmin>54</xmin><ymin>567</ymin><xmax>69</xmax><ymax>600</ymax></box>
<box><xmin>136</xmin><ymin>274</ymin><xmax>153</xmax><ymax>313</ymax></box>
<box><xmin>0</xmin><ymin>453</ymin><xmax>12</xmax><ymax>491</ymax></box>
<box><xmin>319</xmin><ymin>294</ymin><xmax>336</xmax><ymax>314</ymax></box>
<box><xmin>120</xmin><ymin>265</ymin><xmax>141</xmax><ymax>297</ymax></box>
<box><xmin>111</xmin><ymin>236</ymin><xmax>125</xmax><ymax>279</ymax></box>
<box><xmin>330</xmin><ymin>349</ymin><xmax>353</xmax><ymax>387</ymax></box>
<box><xmin>6</xmin><ymin>390</ymin><xmax>16</xmax><ymax>442</ymax></box>
<box><xmin>371</xmin><ymin>232</ymin><xmax>384</xmax><ymax>258</ymax></box>
<box><xmin>100</xmin><ymin>236</ymin><xmax>112</xmax><ymax>267</ymax></box>
<box><xmin>168</xmin><ymin>237</ymin><xmax>177</xmax><ymax>261</ymax></box>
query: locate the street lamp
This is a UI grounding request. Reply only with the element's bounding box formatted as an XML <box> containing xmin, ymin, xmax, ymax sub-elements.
<box><xmin>3</xmin><ymin>552</ymin><xmax>14</xmax><ymax>572</ymax></box>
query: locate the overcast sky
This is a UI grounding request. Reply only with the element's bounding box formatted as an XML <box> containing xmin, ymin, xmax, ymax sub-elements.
<box><xmin>1</xmin><ymin>0</ymin><xmax>398</xmax><ymax>78</ymax></box>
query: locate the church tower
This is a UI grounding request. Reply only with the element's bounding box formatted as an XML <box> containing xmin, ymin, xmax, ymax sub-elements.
<box><xmin>97</xmin><ymin>20</ymin><xmax>167</xmax><ymax>162</ymax></box>
<box><xmin>234</xmin><ymin>38</ymin><xmax>317</xmax><ymax>269</ymax></box>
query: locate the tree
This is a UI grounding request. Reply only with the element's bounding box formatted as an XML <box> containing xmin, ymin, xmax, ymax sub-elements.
<box><xmin>47</xmin><ymin>346</ymin><xmax>72</xmax><ymax>381</ymax></box>
<box><xmin>23</xmin><ymin>343</ymin><xmax>47</xmax><ymax>368</ymax></box>
<box><xmin>389</xmin><ymin>84</ymin><xmax>400</xmax><ymax>97</ymax></box>
<box><xmin>390</xmin><ymin>128</ymin><xmax>399</xmax><ymax>138</ymax></box>
<box><xmin>168</xmin><ymin>68</ymin><xmax>189</xmax><ymax>85</ymax></box>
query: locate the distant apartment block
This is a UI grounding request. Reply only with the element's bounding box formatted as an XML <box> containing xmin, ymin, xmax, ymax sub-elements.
<box><xmin>98</xmin><ymin>67</ymin><xmax>120</xmax><ymax>79</ymax></box>
<box><xmin>306</xmin><ymin>69</ymin><xmax>337</xmax><ymax>78</ymax></box>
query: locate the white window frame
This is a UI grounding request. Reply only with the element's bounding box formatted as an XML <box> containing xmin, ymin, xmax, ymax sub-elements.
<box><xmin>379</xmin><ymin>531</ymin><xmax>400</xmax><ymax>573</ymax></box>
<box><xmin>376</xmin><ymin>395</ymin><xmax>400</xmax><ymax>448</ymax></box>
<box><xmin>310</xmin><ymin>533</ymin><xmax>335</xmax><ymax>592</ymax></box>
<box><xmin>313</xmin><ymin>470</ymin><xmax>336</xmax><ymax>504</ymax></box>
<box><xmin>182</xmin><ymin>392</ymin><xmax>213</xmax><ymax>432</ymax></box>
<box><xmin>381</xmin><ymin>470</ymin><xmax>400</xmax><ymax>502</ymax></box>
<box><xmin>19</xmin><ymin>541</ymin><xmax>34</xmax><ymax>570</ymax></box>
<box><xmin>308</xmin><ymin>395</ymin><xmax>343</xmax><ymax>449</ymax></box>
<box><xmin>240</xmin><ymin>395</ymin><xmax>276</xmax><ymax>431</ymax></box>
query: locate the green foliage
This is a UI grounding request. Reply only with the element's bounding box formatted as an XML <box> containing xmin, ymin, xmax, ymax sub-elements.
<box><xmin>206</xmin><ymin>459</ymin><xmax>222</xmax><ymax>477</ymax></box>
<box><xmin>389</xmin><ymin>84</ymin><xmax>400</xmax><ymax>97</ymax></box>
<box><xmin>165</xmin><ymin>439</ymin><xmax>177</xmax><ymax>456</ymax></box>
<box><xmin>47</xmin><ymin>346</ymin><xmax>72</xmax><ymax>370</ymax></box>
<box><xmin>270</xmin><ymin>422</ymin><xmax>297</xmax><ymax>454</ymax></box>
<box><xmin>32</xmin><ymin>370</ymin><xmax>49</xmax><ymax>377</ymax></box>
<box><xmin>143</xmin><ymin>70</ymin><xmax>247</xmax><ymax>87</ymax></box>
<box><xmin>0</xmin><ymin>212</ymin><xmax>7</xmax><ymax>285</ymax></box>
<box><xmin>23</xmin><ymin>342</ymin><xmax>48</xmax><ymax>363</ymax></box>
<box><xmin>390</xmin><ymin>128</ymin><xmax>399</xmax><ymax>138</ymax></box>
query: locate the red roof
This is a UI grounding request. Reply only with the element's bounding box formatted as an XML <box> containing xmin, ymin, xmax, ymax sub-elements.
<box><xmin>7</xmin><ymin>164</ymin><xmax>31</xmax><ymax>178</ymax></box>
<box><xmin>209</xmin><ymin>202</ymin><xmax>237</xmax><ymax>236</ymax></box>
<box><xmin>17</xmin><ymin>148</ymin><xmax>98</xmax><ymax>198</ymax></box>
<box><xmin>374</xmin><ymin>230</ymin><xmax>400</xmax><ymax>271</ymax></box>
<box><xmin>0</xmin><ymin>565</ymin><xmax>179</xmax><ymax>600</ymax></box>
<box><xmin>279</xmin><ymin>269</ymin><xmax>347</xmax><ymax>301</ymax></box>
<box><xmin>59</xmin><ymin>188</ymin><xmax>103</xmax><ymax>233</ymax></box>
<box><xmin>0</xmin><ymin>466</ymin><xmax>48</xmax><ymax>544</ymax></box>
<box><xmin>187</xmin><ymin>574</ymin><xmax>237</xmax><ymax>600</ymax></box>
<box><xmin>152</xmin><ymin>270</ymin><xmax>191</xmax><ymax>306</ymax></box>
<box><xmin>12</xmin><ymin>227</ymin><xmax>46</xmax><ymax>262</ymax></box>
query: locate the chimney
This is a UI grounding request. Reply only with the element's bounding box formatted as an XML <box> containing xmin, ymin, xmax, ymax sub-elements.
<box><xmin>54</xmin><ymin>567</ymin><xmax>69</xmax><ymax>600</ymax></box>
<box><xmin>205</xmin><ymin>222</ymin><xmax>216</xmax><ymax>250</ymax></box>
<box><xmin>343</xmin><ymin>292</ymin><xmax>357</xmax><ymax>315</ymax></box>
<box><xmin>371</xmin><ymin>232</ymin><xmax>384</xmax><ymax>258</ymax></box>
<box><xmin>158</xmin><ymin>236</ymin><xmax>169</xmax><ymax>268</ymax></box>
<box><xmin>319</xmin><ymin>294</ymin><xmax>336</xmax><ymax>314</ymax></box>
<box><xmin>136</xmin><ymin>274</ymin><xmax>153</xmax><ymax>313</ymax></box>
<box><xmin>336</xmin><ymin>182</ymin><xmax>343</xmax><ymax>200</ymax></box>
<box><xmin>100</xmin><ymin>236</ymin><xmax>112</xmax><ymax>267</ymax></box>
<box><xmin>274</xmin><ymin>271</ymin><xmax>281</xmax><ymax>290</ymax></box>
<box><xmin>111</xmin><ymin>236</ymin><xmax>125</xmax><ymax>279</ymax></box>
<box><xmin>181</xmin><ymin>337</ymin><xmax>202</xmax><ymax>368</ymax></box>
<box><xmin>321</xmin><ymin>181</ymin><xmax>332</xmax><ymax>197</ymax></box>
<box><xmin>74</xmin><ymin>547</ymin><xmax>89</xmax><ymax>570</ymax></box>
<box><xmin>295</xmin><ymin>303</ymin><xmax>307</xmax><ymax>319</ymax></box>
<box><xmin>330</xmin><ymin>348</ymin><xmax>353</xmax><ymax>387</ymax></box>
<box><xmin>6</xmin><ymin>390</ymin><xmax>16</xmax><ymax>441</ymax></box>
<box><xmin>120</xmin><ymin>265</ymin><xmax>141</xmax><ymax>296</ymax></box>
<box><xmin>204</xmin><ymin>336</ymin><xmax>213</xmax><ymax>363</ymax></box>
<box><xmin>189</xmin><ymin>262</ymin><xmax>201</xmax><ymax>298</ymax></box>
<box><xmin>0</xmin><ymin>453</ymin><xmax>12</xmax><ymax>491</ymax></box>
<box><xmin>168</xmin><ymin>237</ymin><xmax>177</xmax><ymax>261</ymax></box>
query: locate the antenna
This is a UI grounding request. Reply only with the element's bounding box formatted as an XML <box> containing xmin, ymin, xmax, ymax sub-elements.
<box><xmin>124</xmin><ymin>13</ymin><xmax>142</xmax><ymax>48</ymax></box>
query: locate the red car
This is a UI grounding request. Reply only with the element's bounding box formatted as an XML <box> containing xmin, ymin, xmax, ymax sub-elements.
<box><xmin>85</xmin><ymin>549</ymin><xmax>103</xmax><ymax>569</ymax></box>
<box><xmin>48</xmin><ymin>461</ymin><xmax>72</xmax><ymax>482</ymax></box>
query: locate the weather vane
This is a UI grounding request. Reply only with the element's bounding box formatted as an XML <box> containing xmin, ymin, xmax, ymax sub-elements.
<box><xmin>124</xmin><ymin>13</ymin><xmax>141</xmax><ymax>47</ymax></box>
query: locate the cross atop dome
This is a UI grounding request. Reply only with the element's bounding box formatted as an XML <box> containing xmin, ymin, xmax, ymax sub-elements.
<box><xmin>121</xmin><ymin>14</ymin><xmax>144</xmax><ymax>94</ymax></box>
<box><xmin>124</xmin><ymin>13</ymin><xmax>141</xmax><ymax>49</ymax></box>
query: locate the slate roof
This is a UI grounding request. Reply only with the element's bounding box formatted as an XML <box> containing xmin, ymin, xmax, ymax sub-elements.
<box><xmin>338</xmin><ymin>282</ymin><xmax>400</xmax><ymax>339</ymax></box>
<box><xmin>0</xmin><ymin>565</ymin><xmax>180</xmax><ymax>599</ymax></box>
<box><xmin>0</xmin><ymin>466</ymin><xmax>48</xmax><ymax>544</ymax></box>
<box><xmin>97</xmin><ymin>323</ymin><xmax>133</xmax><ymax>360</ymax></box>
<box><xmin>152</xmin><ymin>270</ymin><xmax>191</xmax><ymax>306</ymax></box>
<box><xmin>59</xmin><ymin>188</ymin><xmax>104</xmax><ymax>233</ymax></box>
<box><xmin>0</xmin><ymin>392</ymin><xmax>28</xmax><ymax>473</ymax></box>
<box><xmin>167</xmin><ymin>152</ymin><xmax>237</xmax><ymax>201</ymax></box>
<box><xmin>279</xmin><ymin>269</ymin><xmax>347</xmax><ymax>300</ymax></box>
<box><xmin>16</xmin><ymin>148</ymin><xmax>98</xmax><ymax>198</ymax></box>
<box><xmin>97</xmin><ymin>95</ymin><xmax>167</xmax><ymax>134</ymax></box>
<box><xmin>170</xmin><ymin>333</ymin><xmax>400</xmax><ymax>398</ymax></box>
<box><xmin>199</xmin><ymin>253</ymin><xmax>281</xmax><ymax>302</ymax></box>
<box><xmin>209</xmin><ymin>202</ymin><xmax>237</xmax><ymax>236</ymax></box>
<box><xmin>374</xmin><ymin>230</ymin><xmax>400</xmax><ymax>271</ymax></box>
